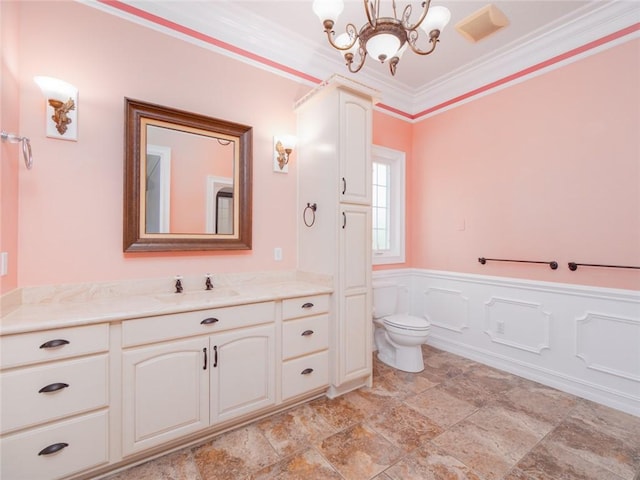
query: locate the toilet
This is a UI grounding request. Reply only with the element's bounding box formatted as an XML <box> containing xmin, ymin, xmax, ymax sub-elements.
<box><xmin>373</xmin><ymin>280</ymin><xmax>430</xmax><ymax>373</ymax></box>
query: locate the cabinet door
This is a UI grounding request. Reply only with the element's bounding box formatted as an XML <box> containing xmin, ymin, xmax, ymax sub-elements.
<box><xmin>122</xmin><ymin>337</ymin><xmax>209</xmax><ymax>455</ymax></box>
<box><xmin>337</xmin><ymin>205</ymin><xmax>372</xmax><ymax>384</ymax></box>
<box><xmin>210</xmin><ymin>324</ymin><xmax>275</xmax><ymax>424</ymax></box>
<box><xmin>339</xmin><ymin>91</ymin><xmax>372</xmax><ymax>205</ymax></box>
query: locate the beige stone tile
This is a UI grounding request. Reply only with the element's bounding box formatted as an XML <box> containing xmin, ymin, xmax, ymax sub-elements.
<box><xmin>193</xmin><ymin>425</ymin><xmax>279</xmax><ymax>480</ymax></box>
<box><xmin>439</xmin><ymin>364</ymin><xmax>523</xmax><ymax>407</ymax></box>
<box><xmin>256</xmin><ymin>403</ymin><xmax>336</xmax><ymax>456</ymax></box>
<box><xmin>431</xmin><ymin>414</ymin><xmax>529</xmax><ymax>480</ymax></box>
<box><xmin>366</xmin><ymin>402</ymin><xmax>444</xmax><ymax>452</ymax></box>
<box><xmin>316</xmin><ymin>423</ymin><xmax>404</xmax><ymax>480</ymax></box>
<box><xmin>544</xmin><ymin>416</ymin><xmax>640</xmax><ymax>479</ymax></box>
<box><xmin>250</xmin><ymin>448</ymin><xmax>342</xmax><ymax>479</ymax></box>
<box><xmin>501</xmin><ymin>468</ymin><xmax>532</xmax><ymax>480</ymax></box>
<box><xmin>384</xmin><ymin>444</ymin><xmax>484</xmax><ymax>480</ymax></box>
<box><xmin>372</xmin><ymin>354</ymin><xmax>395</xmax><ymax>378</ymax></box>
<box><xmin>516</xmin><ymin>440</ymin><xmax>627</xmax><ymax>480</ymax></box>
<box><xmin>404</xmin><ymin>386</ymin><xmax>478</xmax><ymax>429</ymax></box>
<box><xmin>105</xmin><ymin>449</ymin><xmax>201</xmax><ymax>480</ymax></box>
<box><xmin>308</xmin><ymin>394</ymin><xmax>368</xmax><ymax>430</ymax></box>
<box><xmin>569</xmin><ymin>399</ymin><xmax>640</xmax><ymax>446</ymax></box>
<box><xmin>494</xmin><ymin>381</ymin><xmax>578</xmax><ymax>426</ymax></box>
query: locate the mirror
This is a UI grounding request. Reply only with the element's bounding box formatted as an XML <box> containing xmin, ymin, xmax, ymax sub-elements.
<box><xmin>124</xmin><ymin>98</ymin><xmax>252</xmax><ymax>252</ymax></box>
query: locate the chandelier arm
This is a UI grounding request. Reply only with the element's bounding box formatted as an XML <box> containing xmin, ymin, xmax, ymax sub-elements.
<box><xmin>347</xmin><ymin>47</ymin><xmax>368</xmax><ymax>73</ymax></box>
<box><xmin>402</xmin><ymin>0</ymin><xmax>432</xmax><ymax>30</ymax></box>
<box><xmin>325</xmin><ymin>23</ymin><xmax>359</xmax><ymax>51</ymax></box>
<box><xmin>407</xmin><ymin>30</ymin><xmax>440</xmax><ymax>56</ymax></box>
<box><xmin>364</xmin><ymin>0</ymin><xmax>377</xmax><ymax>28</ymax></box>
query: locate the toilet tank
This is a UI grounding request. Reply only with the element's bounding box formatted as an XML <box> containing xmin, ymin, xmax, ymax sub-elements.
<box><xmin>372</xmin><ymin>280</ymin><xmax>398</xmax><ymax>318</ymax></box>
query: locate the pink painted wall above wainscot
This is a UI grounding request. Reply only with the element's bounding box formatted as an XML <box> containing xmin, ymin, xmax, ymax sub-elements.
<box><xmin>0</xmin><ymin>1</ymin><xmax>21</xmax><ymax>295</ymax></box>
<box><xmin>410</xmin><ymin>39</ymin><xmax>640</xmax><ymax>290</ymax></box>
<box><xmin>15</xmin><ymin>1</ymin><xmax>309</xmax><ymax>287</ymax></box>
<box><xmin>372</xmin><ymin>110</ymin><xmax>413</xmax><ymax>271</ymax></box>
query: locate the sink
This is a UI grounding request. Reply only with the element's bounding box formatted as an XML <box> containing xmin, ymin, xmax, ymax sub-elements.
<box><xmin>154</xmin><ymin>288</ymin><xmax>239</xmax><ymax>303</ymax></box>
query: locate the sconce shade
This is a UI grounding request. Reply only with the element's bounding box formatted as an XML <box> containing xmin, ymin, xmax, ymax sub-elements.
<box><xmin>34</xmin><ymin>76</ymin><xmax>78</xmax><ymax>141</ymax></box>
<box><xmin>274</xmin><ymin>135</ymin><xmax>296</xmax><ymax>173</ymax></box>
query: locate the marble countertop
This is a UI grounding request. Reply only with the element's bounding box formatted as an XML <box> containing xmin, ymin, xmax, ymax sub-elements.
<box><xmin>1</xmin><ymin>273</ymin><xmax>332</xmax><ymax>336</ymax></box>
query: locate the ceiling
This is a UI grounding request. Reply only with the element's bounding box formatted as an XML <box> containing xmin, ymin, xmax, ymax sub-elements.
<box><xmin>92</xmin><ymin>1</ymin><xmax>638</xmax><ymax>118</ymax></box>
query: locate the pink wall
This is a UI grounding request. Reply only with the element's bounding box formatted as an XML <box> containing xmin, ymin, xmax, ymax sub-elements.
<box><xmin>372</xmin><ymin>111</ymin><xmax>413</xmax><ymax>270</ymax></box>
<box><xmin>0</xmin><ymin>1</ymin><xmax>21</xmax><ymax>295</ymax></box>
<box><xmin>15</xmin><ymin>1</ymin><xmax>308</xmax><ymax>286</ymax></box>
<box><xmin>410</xmin><ymin>40</ymin><xmax>640</xmax><ymax>290</ymax></box>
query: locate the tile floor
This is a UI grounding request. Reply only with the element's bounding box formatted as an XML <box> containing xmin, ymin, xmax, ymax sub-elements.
<box><xmin>106</xmin><ymin>346</ymin><xmax>640</xmax><ymax>480</ymax></box>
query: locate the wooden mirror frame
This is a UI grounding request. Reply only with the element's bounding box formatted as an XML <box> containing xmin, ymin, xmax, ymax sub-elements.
<box><xmin>123</xmin><ymin>98</ymin><xmax>252</xmax><ymax>252</ymax></box>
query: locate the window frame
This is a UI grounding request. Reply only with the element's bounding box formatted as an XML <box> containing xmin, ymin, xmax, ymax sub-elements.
<box><xmin>372</xmin><ymin>145</ymin><xmax>406</xmax><ymax>265</ymax></box>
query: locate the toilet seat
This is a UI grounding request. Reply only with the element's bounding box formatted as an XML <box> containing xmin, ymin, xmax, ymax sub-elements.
<box><xmin>383</xmin><ymin>314</ymin><xmax>430</xmax><ymax>331</ymax></box>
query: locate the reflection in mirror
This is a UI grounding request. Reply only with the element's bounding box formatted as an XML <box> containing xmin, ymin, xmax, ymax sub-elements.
<box><xmin>143</xmin><ymin>123</ymin><xmax>236</xmax><ymax>235</ymax></box>
<box><xmin>124</xmin><ymin>99</ymin><xmax>252</xmax><ymax>252</ymax></box>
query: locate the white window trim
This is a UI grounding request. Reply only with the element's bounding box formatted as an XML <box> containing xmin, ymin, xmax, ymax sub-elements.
<box><xmin>372</xmin><ymin>145</ymin><xmax>406</xmax><ymax>265</ymax></box>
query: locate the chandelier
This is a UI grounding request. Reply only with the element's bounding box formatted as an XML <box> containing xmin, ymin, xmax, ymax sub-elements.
<box><xmin>312</xmin><ymin>0</ymin><xmax>451</xmax><ymax>76</ymax></box>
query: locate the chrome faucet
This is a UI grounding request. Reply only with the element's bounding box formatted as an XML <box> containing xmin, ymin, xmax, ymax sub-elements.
<box><xmin>205</xmin><ymin>274</ymin><xmax>213</xmax><ymax>290</ymax></box>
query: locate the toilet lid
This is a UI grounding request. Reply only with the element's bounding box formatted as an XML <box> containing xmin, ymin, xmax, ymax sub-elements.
<box><xmin>383</xmin><ymin>314</ymin><xmax>430</xmax><ymax>331</ymax></box>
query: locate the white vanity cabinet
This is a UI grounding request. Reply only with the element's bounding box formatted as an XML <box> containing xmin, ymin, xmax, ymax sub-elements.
<box><xmin>296</xmin><ymin>78</ymin><xmax>374</xmax><ymax>393</ymax></box>
<box><xmin>281</xmin><ymin>294</ymin><xmax>330</xmax><ymax>400</ymax></box>
<box><xmin>0</xmin><ymin>324</ymin><xmax>110</xmax><ymax>480</ymax></box>
<box><xmin>121</xmin><ymin>301</ymin><xmax>276</xmax><ymax>456</ymax></box>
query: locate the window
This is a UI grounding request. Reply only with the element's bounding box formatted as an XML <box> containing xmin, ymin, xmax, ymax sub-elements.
<box><xmin>372</xmin><ymin>145</ymin><xmax>405</xmax><ymax>265</ymax></box>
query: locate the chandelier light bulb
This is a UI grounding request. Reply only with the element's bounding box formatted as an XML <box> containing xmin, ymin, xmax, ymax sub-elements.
<box><xmin>312</xmin><ymin>0</ymin><xmax>344</xmax><ymax>25</ymax></box>
<box><xmin>420</xmin><ymin>6</ymin><xmax>452</xmax><ymax>34</ymax></box>
<box><xmin>366</xmin><ymin>33</ymin><xmax>400</xmax><ymax>63</ymax></box>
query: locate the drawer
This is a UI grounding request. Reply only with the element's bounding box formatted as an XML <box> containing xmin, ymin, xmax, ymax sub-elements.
<box><xmin>282</xmin><ymin>350</ymin><xmax>329</xmax><ymax>401</ymax></box>
<box><xmin>1</xmin><ymin>354</ymin><xmax>109</xmax><ymax>434</ymax></box>
<box><xmin>282</xmin><ymin>294</ymin><xmax>330</xmax><ymax>320</ymax></box>
<box><xmin>282</xmin><ymin>314</ymin><xmax>329</xmax><ymax>360</ymax></box>
<box><xmin>1</xmin><ymin>324</ymin><xmax>109</xmax><ymax>370</ymax></box>
<box><xmin>1</xmin><ymin>409</ymin><xmax>109</xmax><ymax>480</ymax></box>
<box><xmin>123</xmin><ymin>301</ymin><xmax>275</xmax><ymax>347</ymax></box>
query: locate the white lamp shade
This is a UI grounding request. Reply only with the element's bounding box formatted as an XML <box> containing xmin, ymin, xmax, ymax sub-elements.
<box><xmin>420</xmin><ymin>6</ymin><xmax>451</xmax><ymax>33</ymax></box>
<box><xmin>335</xmin><ymin>32</ymin><xmax>359</xmax><ymax>55</ymax></box>
<box><xmin>279</xmin><ymin>135</ymin><xmax>296</xmax><ymax>150</ymax></box>
<box><xmin>34</xmin><ymin>76</ymin><xmax>77</xmax><ymax>100</ymax></box>
<box><xmin>366</xmin><ymin>33</ymin><xmax>400</xmax><ymax>62</ymax></box>
<box><xmin>312</xmin><ymin>0</ymin><xmax>344</xmax><ymax>23</ymax></box>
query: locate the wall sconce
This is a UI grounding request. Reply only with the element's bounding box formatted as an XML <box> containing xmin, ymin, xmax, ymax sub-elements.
<box><xmin>273</xmin><ymin>135</ymin><xmax>296</xmax><ymax>173</ymax></box>
<box><xmin>34</xmin><ymin>76</ymin><xmax>78</xmax><ymax>141</ymax></box>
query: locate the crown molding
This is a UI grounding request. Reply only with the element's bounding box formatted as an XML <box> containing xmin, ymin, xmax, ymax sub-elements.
<box><xmin>87</xmin><ymin>0</ymin><xmax>639</xmax><ymax>119</ymax></box>
<box><xmin>411</xmin><ymin>0</ymin><xmax>640</xmax><ymax>118</ymax></box>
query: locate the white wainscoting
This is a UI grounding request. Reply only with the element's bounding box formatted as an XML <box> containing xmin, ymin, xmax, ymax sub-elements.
<box><xmin>373</xmin><ymin>268</ymin><xmax>640</xmax><ymax>417</ymax></box>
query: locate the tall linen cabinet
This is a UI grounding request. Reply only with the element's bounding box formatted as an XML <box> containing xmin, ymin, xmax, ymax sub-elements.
<box><xmin>296</xmin><ymin>78</ymin><xmax>376</xmax><ymax>396</ymax></box>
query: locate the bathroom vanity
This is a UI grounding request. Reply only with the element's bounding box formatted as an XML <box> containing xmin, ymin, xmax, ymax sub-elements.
<box><xmin>0</xmin><ymin>274</ymin><xmax>332</xmax><ymax>480</ymax></box>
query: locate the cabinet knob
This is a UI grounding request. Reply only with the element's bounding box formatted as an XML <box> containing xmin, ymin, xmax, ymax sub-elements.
<box><xmin>39</xmin><ymin>339</ymin><xmax>70</xmax><ymax>349</ymax></box>
<box><xmin>301</xmin><ymin>302</ymin><xmax>314</xmax><ymax>309</ymax></box>
<box><xmin>38</xmin><ymin>443</ymin><xmax>69</xmax><ymax>456</ymax></box>
<box><xmin>301</xmin><ymin>330</ymin><xmax>314</xmax><ymax>337</ymax></box>
<box><xmin>200</xmin><ymin>317</ymin><xmax>219</xmax><ymax>325</ymax></box>
<box><xmin>38</xmin><ymin>382</ymin><xmax>69</xmax><ymax>394</ymax></box>
<box><xmin>301</xmin><ymin>368</ymin><xmax>314</xmax><ymax>375</ymax></box>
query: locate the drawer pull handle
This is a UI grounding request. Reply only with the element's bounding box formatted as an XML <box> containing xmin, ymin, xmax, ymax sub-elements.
<box><xmin>301</xmin><ymin>302</ymin><xmax>314</xmax><ymax>309</ymax></box>
<box><xmin>213</xmin><ymin>345</ymin><xmax>218</xmax><ymax>368</ymax></box>
<box><xmin>200</xmin><ymin>317</ymin><xmax>219</xmax><ymax>325</ymax></box>
<box><xmin>301</xmin><ymin>368</ymin><xmax>314</xmax><ymax>375</ymax></box>
<box><xmin>38</xmin><ymin>443</ymin><xmax>69</xmax><ymax>456</ymax></box>
<box><xmin>39</xmin><ymin>339</ymin><xmax>69</xmax><ymax>349</ymax></box>
<box><xmin>38</xmin><ymin>382</ymin><xmax>69</xmax><ymax>394</ymax></box>
<box><xmin>203</xmin><ymin>348</ymin><xmax>208</xmax><ymax>370</ymax></box>
<box><xmin>301</xmin><ymin>330</ymin><xmax>314</xmax><ymax>336</ymax></box>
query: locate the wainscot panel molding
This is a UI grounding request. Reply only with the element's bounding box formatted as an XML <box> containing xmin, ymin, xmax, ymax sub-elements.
<box><xmin>373</xmin><ymin>269</ymin><xmax>640</xmax><ymax>416</ymax></box>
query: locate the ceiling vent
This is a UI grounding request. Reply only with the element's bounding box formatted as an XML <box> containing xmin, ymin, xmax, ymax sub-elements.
<box><xmin>455</xmin><ymin>4</ymin><xmax>509</xmax><ymax>43</ymax></box>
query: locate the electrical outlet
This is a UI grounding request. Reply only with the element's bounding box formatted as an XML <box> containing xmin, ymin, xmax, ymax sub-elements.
<box><xmin>274</xmin><ymin>247</ymin><xmax>283</xmax><ymax>261</ymax></box>
<box><xmin>496</xmin><ymin>321</ymin><xmax>505</xmax><ymax>334</ymax></box>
